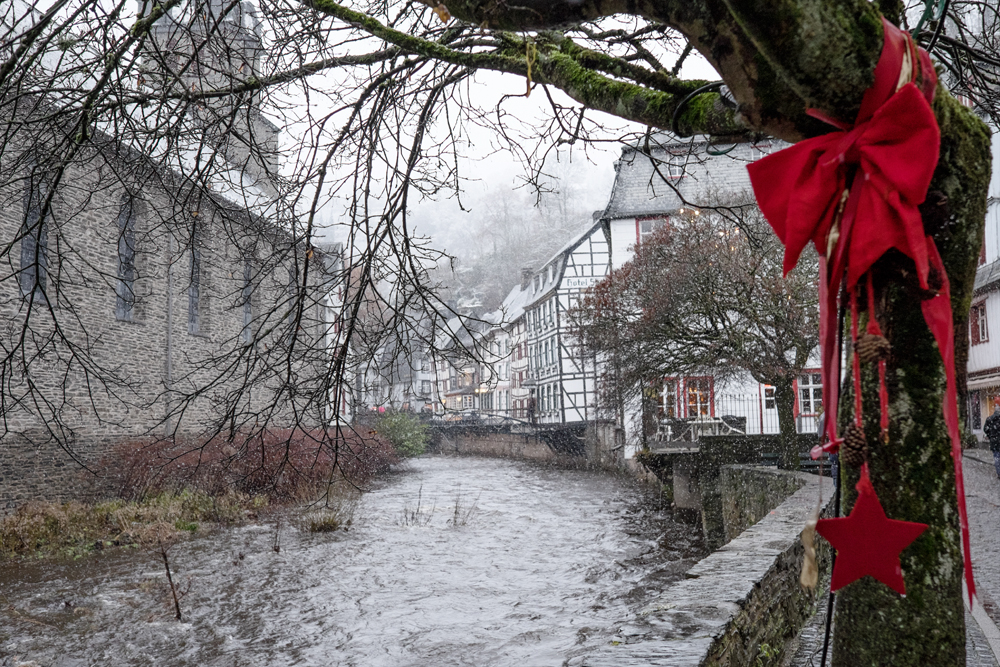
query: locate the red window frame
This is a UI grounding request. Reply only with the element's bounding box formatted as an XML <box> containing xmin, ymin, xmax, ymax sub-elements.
<box><xmin>972</xmin><ymin>301</ymin><xmax>989</xmax><ymax>345</ymax></box>
<box><xmin>684</xmin><ymin>376</ymin><xmax>714</xmax><ymax>418</ymax></box>
<box><xmin>662</xmin><ymin>376</ymin><xmax>715</xmax><ymax>418</ymax></box>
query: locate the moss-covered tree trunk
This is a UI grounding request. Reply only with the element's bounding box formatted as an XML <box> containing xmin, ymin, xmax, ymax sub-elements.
<box><xmin>830</xmin><ymin>91</ymin><xmax>991</xmax><ymax>667</ymax></box>
<box><xmin>773</xmin><ymin>378</ymin><xmax>799</xmax><ymax>471</ymax></box>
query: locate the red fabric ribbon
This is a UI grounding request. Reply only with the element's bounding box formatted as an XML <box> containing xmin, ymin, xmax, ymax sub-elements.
<box><xmin>747</xmin><ymin>18</ymin><xmax>975</xmax><ymax>604</ymax></box>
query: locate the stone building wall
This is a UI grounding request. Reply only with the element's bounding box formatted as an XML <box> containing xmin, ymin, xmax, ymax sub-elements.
<box><xmin>0</xmin><ymin>137</ymin><xmax>334</xmax><ymax>506</ymax></box>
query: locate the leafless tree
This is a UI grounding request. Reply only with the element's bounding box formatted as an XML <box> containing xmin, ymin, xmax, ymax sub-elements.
<box><xmin>0</xmin><ymin>0</ymin><xmax>997</xmax><ymax>659</ymax></box>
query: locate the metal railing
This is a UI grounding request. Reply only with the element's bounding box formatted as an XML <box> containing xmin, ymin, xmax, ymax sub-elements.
<box><xmin>655</xmin><ymin>393</ymin><xmax>820</xmax><ymax>440</ymax></box>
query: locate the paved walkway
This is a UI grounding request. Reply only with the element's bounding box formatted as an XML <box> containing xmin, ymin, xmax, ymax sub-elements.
<box><xmin>785</xmin><ymin>450</ymin><xmax>1000</xmax><ymax>666</ymax></box>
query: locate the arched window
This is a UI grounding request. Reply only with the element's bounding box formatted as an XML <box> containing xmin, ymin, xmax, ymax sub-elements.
<box><xmin>241</xmin><ymin>257</ymin><xmax>253</xmax><ymax>343</ymax></box>
<box><xmin>19</xmin><ymin>170</ymin><xmax>49</xmax><ymax>297</ymax></box>
<box><xmin>115</xmin><ymin>197</ymin><xmax>136</xmax><ymax>321</ymax></box>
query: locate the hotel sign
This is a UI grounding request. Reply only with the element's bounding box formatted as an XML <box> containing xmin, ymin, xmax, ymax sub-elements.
<box><xmin>564</xmin><ymin>276</ymin><xmax>599</xmax><ymax>289</ymax></box>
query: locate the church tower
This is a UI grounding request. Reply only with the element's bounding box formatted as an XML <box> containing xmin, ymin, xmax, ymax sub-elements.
<box><xmin>138</xmin><ymin>0</ymin><xmax>280</xmax><ymax>198</ymax></box>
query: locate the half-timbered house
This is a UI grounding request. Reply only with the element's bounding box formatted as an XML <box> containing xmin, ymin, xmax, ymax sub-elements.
<box><xmin>521</xmin><ymin>220</ymin><xmax>612</xmax><ymax>425</ymax></box>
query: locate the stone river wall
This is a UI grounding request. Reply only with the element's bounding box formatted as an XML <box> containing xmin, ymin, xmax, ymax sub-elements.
<box><xmin>584</xmin><ymin>470</ymin><xmax>833</xmax><ymax>667</ymax></box>
<box><xmin>429</xmin><ymin>421</ymin><xmax>624</xmax><ymax>469</ymax></box>
<box><xmin>434</xmin><ymin>428</ymin><xmax>558</xmax><ymax>463</ymax></box>
<box><xmin>719</xmin><ymin>465</ymin><xmax>813</xmax><ymax>543</ymax></box>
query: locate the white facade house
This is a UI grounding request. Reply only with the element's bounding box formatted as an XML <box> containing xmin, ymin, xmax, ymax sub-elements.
<box><xmin>508</xmin><ymin>277</ymin><xmax>532</xmax><ymax>420</ymax></box>
<box><xmin>360</xmin><ymin>137</ymin><xmax>830</xmax><ymax>446</ymax></box>
<box><xmin>603</xmin><ymin>138</ymin><xmax>775</xmax><ymax>271</ymax></box>
<box><xmin>598</xmin><ymin>138</ymin><xmax>821</xmax><ymax>455</ymax></box>
<box><xmin>478</xmin><ymin>275</ymin><xmax>532</xmax><ymax>419</ymax></box>
<box><xmin>965</xmin><ymin>132</ymin><xmax>1000</xmax><ymax>439</ymax></box>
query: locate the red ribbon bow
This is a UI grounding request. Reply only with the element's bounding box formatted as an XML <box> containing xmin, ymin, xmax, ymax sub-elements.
<box><xmin>747</xmin><ymin>18</ymin><xmax>976</xmax><ymax>604</ymax></box>
<box><xmin>750</xmin><ymin>82</ymin><xmax>938</xmax><ymax>291</ymax></box>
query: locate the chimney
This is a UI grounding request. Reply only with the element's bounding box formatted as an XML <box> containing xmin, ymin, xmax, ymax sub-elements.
<box><xmin>520</xmin><ymin>268</ymin><xmax>533</xmax><ymax>291</ymax></box>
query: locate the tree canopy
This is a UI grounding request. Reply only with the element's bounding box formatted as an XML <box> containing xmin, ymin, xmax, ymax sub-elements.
<box><xmin>576</xmin><ymin>199</ymin><xmax>818</xmax><ymax>390</ymax></box>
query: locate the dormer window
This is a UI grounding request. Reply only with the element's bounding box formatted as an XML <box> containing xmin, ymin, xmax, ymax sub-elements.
<box><xmin>666</xmin><ymin>153</ymin><xmax>685</xmax><ymax>179</ymax></box>
<box><xmin>637</xmin><ymin>216</ymin><xmax>668</xmax><ymax>244</ymax></box>
<box><xmin>751</xmin><ymin>144</ymin><xmax>771</xmax><ymax>162</ymax></box>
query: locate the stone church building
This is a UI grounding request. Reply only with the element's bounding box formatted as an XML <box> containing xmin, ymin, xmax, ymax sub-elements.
<box><xmin>0</xmin><ymin>1</ymin><xmax>342</xmax><ymax>505</ymax></box>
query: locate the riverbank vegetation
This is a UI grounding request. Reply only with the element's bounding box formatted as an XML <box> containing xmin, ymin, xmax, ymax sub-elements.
<box><xmin>0</xmin><ymin>490</ymin><xmax>263</xmax><ymax>560</ymax></box>
<box><xmin>372</xmin><ymin>411</ymin><xmax>429</xmax><ymax>458</ymax></box>
<box><xmin>1</xmin><ymin>428</ymin><xmax>397</xmax><ymax>561</ymax></box>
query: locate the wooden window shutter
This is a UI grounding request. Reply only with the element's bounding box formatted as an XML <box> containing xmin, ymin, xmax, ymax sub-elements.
<box><xmin>971</xmin><ymin>305</ymin><xmax>981</xmax><ymax>344</ymax></box>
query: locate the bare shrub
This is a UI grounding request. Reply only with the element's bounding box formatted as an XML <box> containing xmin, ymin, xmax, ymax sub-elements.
<box><xmin>98</xmin><ymin>428</ymin><xmax>399</xmax><ymax>502</ymax></box>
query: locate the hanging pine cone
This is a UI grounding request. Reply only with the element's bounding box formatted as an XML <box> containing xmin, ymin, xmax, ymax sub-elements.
<box><xmin>841</xmin><ymin>423</ymin><xmax>868</xmax><ymax>468</ymax></box>
<box><xmin>855</xmin><ymin>333</ymin><xmax>891</xmax><ymax>364</ymax></box>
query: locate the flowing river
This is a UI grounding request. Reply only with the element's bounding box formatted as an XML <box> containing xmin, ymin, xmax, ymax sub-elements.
<box><xmin>0</xmin><ymin>456</ymin><xmax>706</xmax><ymax>667</ymax></box>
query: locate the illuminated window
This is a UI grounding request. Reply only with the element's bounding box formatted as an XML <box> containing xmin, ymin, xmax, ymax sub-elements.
<box><xmin>686</xmin><ymin>377</ymin><xmax>712</xmax><ymax>417</ymax></box>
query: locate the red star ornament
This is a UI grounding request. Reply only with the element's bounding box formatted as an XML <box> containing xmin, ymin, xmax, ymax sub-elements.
<box><xmin>815</xmin><ymin>464</ymin><xmax>928</xmax><ymax>596</ymax></box>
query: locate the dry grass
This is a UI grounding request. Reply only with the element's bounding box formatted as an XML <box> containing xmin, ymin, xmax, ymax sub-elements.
<box><xmin>296</xmin><ymin>484</ymin><xmax>360</xmax><ymax>533</ymax></box>
<box><xmin>0</xmin><ymin>490</ymin><xmax>267</xmax><ymax>561</ymax></box>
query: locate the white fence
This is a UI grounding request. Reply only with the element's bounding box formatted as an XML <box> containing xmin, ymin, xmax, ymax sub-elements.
<box><xmin>713</xmin><ymin>393</ymin><xmax>820</xmax><ymax>436</ymax></box>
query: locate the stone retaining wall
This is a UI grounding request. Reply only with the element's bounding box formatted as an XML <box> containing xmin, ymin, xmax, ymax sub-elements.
<box><xmin>435</xmin><ymin>429</ymin><xmax>558</xmax><ymax>463</ymax></box>
<box><xmin>429</xmin><ymin>422</ymin><xmax>626</xmax><ymax>470</ymax></box>
<box><xmin>719</xmin><ymin>465</ymin><xmax>811</xmax><ymax>543</ymax></box>
<box><xmin>583</xmin><ymin>472</ymin><xmax>832</xmax><ymax>667</ymax></box>
<box><xmin>0</xmin><ymin>435</ymin><xmax>103</xmax><ymax>507</ymax></box>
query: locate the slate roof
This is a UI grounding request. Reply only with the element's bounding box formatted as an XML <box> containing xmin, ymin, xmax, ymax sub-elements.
<box><xmin>601</xmin><ymin>135</ymin><xmax>783</xmax><ymax>221</ymax></box>
<box><xmin>975</xmin><ymin>258</ymin><xmax>1000</xmax><ymax>295</ymax></box>
<box><xmin>601</xmin><ymin>138</ymin><xmax>710</xmax><ymax>219</ymax></box>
